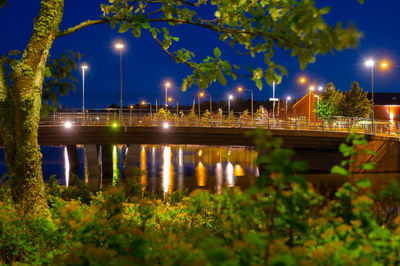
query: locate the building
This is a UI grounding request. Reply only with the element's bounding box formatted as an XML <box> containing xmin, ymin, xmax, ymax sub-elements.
<box><xmin>368</xmin><ymin>93</ymin><xmax>400</xmax><ymax>121</ymax></box>
<box><xmin>291</xmin><ymin>91</ymin><xmax>317</xmax><ymax>119</ymax></box>
<box><xmin>291</xmin><ymin>92</ymin><xmax>400</xmax><ymax>121</ymax></box>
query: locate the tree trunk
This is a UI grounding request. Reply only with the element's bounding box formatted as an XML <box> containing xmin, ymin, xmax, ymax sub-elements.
<box><xmin>0</xmin><ymin>0</ymin><xmax>64</xmax><ymax>216</ymax></box>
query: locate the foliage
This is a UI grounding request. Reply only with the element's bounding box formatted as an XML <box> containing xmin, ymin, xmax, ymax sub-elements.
<box><xmin>200</xmin><ymin>109</ymin><xmax>211</xmax><ymax>126</ymax></box>
<box><xmin>337</xmin><ymin>81</ymin><xmax>372</xmax><ymax>118</ymax></box>
<box><xmin>1</xmin><ymin>131</ymin><xmax>400</xmax><ymax>264</ymax></box>
<box><xmin>318</xmin><ymin>82</ymin><xmax>343</xmax><ymax>119</ymax></box>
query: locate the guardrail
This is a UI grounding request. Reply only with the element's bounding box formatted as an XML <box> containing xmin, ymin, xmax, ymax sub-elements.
<box><xmin>39</xmin><ymin>108</ymin><xmax>400</xmax><ymax>138</ymax></box>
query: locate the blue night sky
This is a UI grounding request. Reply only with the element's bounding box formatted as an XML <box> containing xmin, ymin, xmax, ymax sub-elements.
<box><xmin>1</xmin><ymin>1</ymin><xmax>400</xmax><ymax>108</ymax></box>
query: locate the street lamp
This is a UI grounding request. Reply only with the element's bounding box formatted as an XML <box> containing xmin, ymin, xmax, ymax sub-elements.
<box><xmin>141</xmin><ymin>101</ymin><xmax>153</xmax><ymax>123</ymax></box>
<box><xmin>115</xmin><ymin>42</ymin><xmax>124</xmax><ymax>124</ymax></box>
<box><xmin>81</xmin><ymin>64</ymin><xmax>88</xmax><ymax>123</ymax></box>
<box><xmin>168</xmin><ymin>97</ymin><xmax>178</xmax><ymax>115</ymax></box>
<box><xmin>365</xmin><ymin>58</ymin><xmax>375</xmax><ymax>134</ymax></box>
<box><xmin>165</xmin><ymin>82</ymin><xmax>170</xmax><ymax>109</ymax></box>
<box><xmin>199</xmin><ymin>92</ymin><xmax>212</xmax><ymax>114</ymax></box>
<box><xmin>299</xmin><ymin>76</ymin><xmax>317</xmax><ymax>120</ymax></box>
<box><xmin>237</xmin><ymin>87</ymin><xmax>253</xmax><ymax>120</ymax></box>
<box><xmin>286</xmin><ymin>96</ymin><xmax>291</xmax><ymax>117</ymax></box>
<box><xmin>228</xmin><ymin>95</ymin><xmax>233</xmax><ymax>115</ymax></box>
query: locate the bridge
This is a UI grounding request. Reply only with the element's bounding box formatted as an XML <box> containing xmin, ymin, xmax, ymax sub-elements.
<box><xmin>1</xmin><ymin>110</ymin><xmax>400</xmax><ymax>188</ymax></box>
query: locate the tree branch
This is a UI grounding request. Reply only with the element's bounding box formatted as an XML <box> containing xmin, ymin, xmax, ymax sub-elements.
<box><xmin>56</xmin><ymin>19</ymin><xmax>109</xmax><ymax>38</ymax></box>
<box><xmin>154</xmin><ymin>37</ymin><xmax>200</xmax><ymax>70</ymax></box>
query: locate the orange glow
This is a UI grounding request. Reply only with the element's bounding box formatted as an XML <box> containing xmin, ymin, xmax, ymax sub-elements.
<box><xmin>197</xmin><ymin>149</ymin><xmax>203</xmax><ymax>157</ymax></box>
<box><xmin>234</xmin><ymin>164</ymin><xmax>245</xmax><ymax>176</ymax></box>
<box><xmin>299</xmin><ymin>77</ymin><xmax>306</xmax><ymax>83</ymax></box>
<box><xmin>165</xmin><ymin>82</ymin><xmax>171</xmax><ymax>87</ymax></box>
<box><xmin>130</xmin><ymin>105</ymin><xmax>133</xmax><ymax>109</ymax></box>
<box><xmin>168</xmin><ymin>97</ymin><xmax>172</xmax><ymax>102</ymax></box>
<box><xmin>141</xmin><ymin>101</ymin><xmax>146</xmax><ymax>105</ymax></box>
<box><xmin>237</xmin><ymin>87</ymin><xmax>243</xmax><ymax>92</ymax></box>
<box><xmin>309</xmin><ymin>86</ymin><xmax>315</xmax><ymax>91</ymax></box>
<box><xmin>199</xmin><ymin>92</ymin><xmax>204</xmax><ymax>97</ymax></box>
<box><xmin>380</xmin><ymin>61</ymin><xmax>389</xmax><ymax>69</ymax></box>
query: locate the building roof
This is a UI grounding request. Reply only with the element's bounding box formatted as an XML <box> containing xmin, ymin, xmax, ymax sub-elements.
<box><xmin>367</xmin><ymin>93</ymin><xmax>400</xmax><ymax>105</ymax></box>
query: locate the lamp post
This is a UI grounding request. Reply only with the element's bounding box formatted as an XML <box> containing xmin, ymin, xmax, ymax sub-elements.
<box><xmin>197</xmin><ymin>93</ymin><xmax>201</xmax><ymax>120</ymax></box>
<box><xmin>299</xmin><ymin>76</ymin><xmax>317</xmax><ymax>120</ymax></box>
<box><xmin>129</xmin><ymin>105</ymin><xmax>133</xmax><ymax>125</ymax></box>
<box><xmin>168</xmin><ymin>97</ymin><xmax>178</xmax><ymax>115</ymax></box>
<box><xmin>285</xmin><ymin>96</ymin><xmax>291</xmax><ymax>117</ymax></box>
<box><xmin>165</xmin><ymin>82</ymin><xmax>170</xmax><ymax>109</ymax></box>
<box><xmin>228</xmin><ymin>95</ymin><xmax>233</xmax><ymax>115</ymax></box>
<box><xmin>237</xmin><ymin>87</ymin><xmax>253</xmax><ymax>119</ymax></box>
<box><xmin>81</xmin><ymin>64</ymin><xmax>88</xmax><ymax>123</ymax></box>
<box><xmin>199</xmin><ymin>92</ymin><xmax>212</xmax><ymax>116</ymax></box>
<box><xmin>115</xmin><ymin>42</ymin><xmax>124</xmax><ymax>124</ymax></box>
<box><xmin>365</xmin><ymin>59</ymin><xmax>375</xmax><ymax>134</ymax></box>
<box><xmin>142</xmin><ymin>101</ymin><xmax>152</xmax><ymax>122</ymax></box>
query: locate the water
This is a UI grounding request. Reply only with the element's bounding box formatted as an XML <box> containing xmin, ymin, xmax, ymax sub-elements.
<box><xmin>0</xmin><ymin>145</ymin><xmax>259</xmax><ymax>193</ymax></box>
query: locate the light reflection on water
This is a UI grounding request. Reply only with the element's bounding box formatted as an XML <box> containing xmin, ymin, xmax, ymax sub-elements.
<box><xmin>0</xmin><ymin>145</ymin><xmax>259</xmax><ymax>193</ymax></box>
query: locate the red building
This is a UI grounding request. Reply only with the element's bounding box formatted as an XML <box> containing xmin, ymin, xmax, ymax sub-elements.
<box><xmin>369</xmin><ymin>93</ymin><xmax>400</xmax><ymax>121</ymax></box>
<box><xmin>291</xmin><ymin>91</ymin><xmax>317</xmax><ymax>119</ymax></box>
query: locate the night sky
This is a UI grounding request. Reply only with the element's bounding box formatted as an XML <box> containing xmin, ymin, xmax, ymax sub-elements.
<box><xmin>1</xmin><ymin>1</ymin><xmax>400</xmax><ymax>109</ymax></box>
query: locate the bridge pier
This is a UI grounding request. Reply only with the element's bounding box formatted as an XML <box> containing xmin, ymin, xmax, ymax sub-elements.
<box><xmin>83</xmin><ymin>145</ymin><xmax>102</xmax><ymax>189</ymax></box>
<box><xmin>123</xmin><ymin>144</ymin><xmax>141</xmax><ymax>178</ymax></box>
<box><xmin>66</xmin><ymin>145</ymin><xmax>79</xmax><ymax>181</ymax></box>
<box><xmin>101</xmin><ymin>144</ymin><xmax>114</xmax><ymax>186</ymax></box>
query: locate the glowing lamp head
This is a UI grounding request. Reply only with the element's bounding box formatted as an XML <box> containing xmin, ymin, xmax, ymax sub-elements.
<box><xmin>168</xmin><ymin>97</ymin><xmax>172</xmax><ymax>102</ymax></box>
<box><xmin>130</xmin><ymin>105</ymin><xmax>133</xmax><ymax>109</ymax></box>
<box><xmin>365</xmin><ymin>59</ymin><xmax>375</xmax><ymax>67</ymax></box>
<box><xmin>199</xmin><ymin>92</ymin><xmax>204</xmax><ymax>97</ymax></box>
<box><xmin>112</xmin><ymin>123</ymin><xmax>118</xmax><ymax>128</ymax></box>
<box><xmin>380</xmin><ymin>61</ymin><xmax>389</xmax><ymax>69</ymax></box>
<box><xmin>299</xmin><ymin>77</ymin><xmax>306</xmax><ymax>83</ymax></box>
<box><xmin>287</xmin><ymin>96</ymin><xmax>291</xmax><ymax>101</ymax></box>
<box><xmin>141</xmin><ymin>101</ymin><xmax>146</xmax><ymax>105</ymax></box>
<box><xmin>318</xmin><ymin>86</ymin><xmax>323</xmax><ymax>91</ymax></box>
<box><xmin>64</xmin><ymin>121</ymin><xmax>72</xmax><ymax>129</ymax></box>
<box><xmin>165</xmin><ymin>82</ymin><xmax>170</xmax><ymax>88</ymax></box>
<box><xmin>309</xmin><ymin>86</ymin><xmax>315</xmax><ymax>91</ymax></box>
<box><xmin>237</xmin><ymin>87</ymin><xmax>243</xmax><ymax>92</ymax></box>
<box><xmin>115</xmin><ymin>43</ymin><xmax>124</xmax><ymax>49</ymax></box>
<box><xmin>229</xmin><ymin>95</ymin><xmax>233</xmax><ymax>100</ymax></box>
<box><xmin>82</xmin><ymin>64</ymin><xmax>88</xmax><ymax>70</ymax></box>
<box><xmin>163</xmin><ymin>122</ymin><xmax>170</xmax><ymax>129</ymax></box>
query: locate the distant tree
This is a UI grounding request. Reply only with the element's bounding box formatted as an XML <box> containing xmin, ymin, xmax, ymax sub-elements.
<box><xmin>317</xmin><ymin>83</ymin><xmax>343</xmax><ymax>119</ymax></box>
<box><xmin>201</xmin><ymin>109</ymin><xmax>211</xmax><ymax>126</ymax></box>
<box><xmin>337</xmin><ymin>82</ymin><xmax>371</xmax><ymax>118</ymax></box>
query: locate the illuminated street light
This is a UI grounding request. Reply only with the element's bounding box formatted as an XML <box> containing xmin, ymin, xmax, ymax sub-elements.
<box><xmin>228</xmin><ymin>95</ymin><xmax>233</xmax><ymax>114</ymax></box>
<box><xmin>237</xmin><ymin>86</ymin><xmax>253</xmax><ymax>120</ymax></box>
<box><xmin>286</xmin><ymin>96</ymin><xmax>291</xmax><ymax>117</ymax></box>
<box><xmin>165</xmin><ymin>82</ymin><xmax>170</xmax><ymax>109</ymax></box>
<box><xmin>318</xmin><ymin>86</ymin><xmax>323</xmax><ymax>91</ymax></box>
<box><xmin>299</xmin><ymin>76</ymin><xmax>317</xmax><ymax>120</ymax></box>
<box><xmin>199</xmin><ymin>92</ymin><xmax>212</xmax><ymax>117</ymax></box>
<box><xmin>168</xmin><ymin>97</ymin><xmax>178</xmax><ymax>115</ymax></box>
<box><xmin>64</xmin><ymin>121</ymin><xmax>72</xmax><ymax>129</ymax></box>
<box><xmin>81</xmin><ymin>64</ymin><xmax>88</xmax><ymax>123</ymax></box>
<box><xmin>114</xmin><ymin>41</ymin><xmax>125</xmax><ymax>124</ymax></box>
<box><xmin>365</xmin><ymin>58</ymin><xmax>375</xmax><ymax>134</ymax></box>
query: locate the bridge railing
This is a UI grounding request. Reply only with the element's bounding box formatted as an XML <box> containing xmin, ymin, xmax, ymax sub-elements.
<box><xmin>39</xmin><ymin>109</ymin><xmax>400</xmax><ymax>138</ymax></box>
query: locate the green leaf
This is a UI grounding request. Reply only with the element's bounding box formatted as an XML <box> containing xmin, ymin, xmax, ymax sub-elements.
<box><xmin>356</xmin><ymin>178</ymin><xmax>371</xmax><ymax>188</ymax></box>
<box><xmin>216</xmin><ymin>72</ymin><xmax>226</xmax><ymax>86</ymax></box>
<box><xmin>255</xmin><ymin>79</ymin><xmax>262</xmax><ymax>90</ymax></box>
<box><xmin>213</xmin><ymin>47</ymin><xmax>221</xmax><ymax>58</ymax></box>
<box><xmin>361</xmin><ymin>162</ymin><xmax>376</xmax><ymax>171</ymax></box>
<box><xmin>331</xmin><ymin>165</ymin><xmax>350</xmax><ymax>176</ymax></box>
<box><xmin>119</xmin><ymin>24</ymin><xmax>130</xmax><ymax>33</ymax></box>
